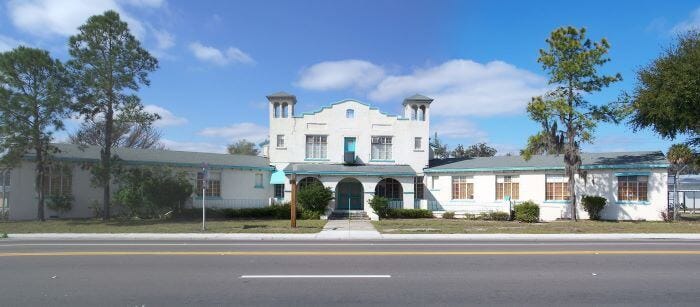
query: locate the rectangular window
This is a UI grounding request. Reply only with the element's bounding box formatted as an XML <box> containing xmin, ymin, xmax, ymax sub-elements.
<box><xmin>414</xmin><ymin>176</ymin><xmax>424</xmax><ymax>200</ymax></box>
<box><xmin>0</xmin><ymin>169</ymin><xmax>10</xmax><ymax>210</ymax></box>
<box><xmin>346</xmin><ymin>109</ymin><xmax>354</xmax><ymax>118</ymax></box>
<box><xmin>545</xmin><ymin>175</ymin><xmax>570</xmax><ymax>201</ymax></box>
<box><xmin>371</xmin><ymin>136</ymin><xmax>393</xmax><ymax>160</ymax></box>
<box><xmin>42</xmin><ymin>165</ymin><xmax>72</xmax><ymax>196</ymax></box>
<box><xmin>617</xmin><ymin>175</ymin><xmax>648</xmax><ymax>201</ymax></box>
<box><xmin>414</xmin><ymin>137</ymin><xmax>422</xmax><ymax>150</ymax></box>
<box><xmin>274</xmin><ymin>184</ymin><xmax>284</xmax><ymax>199</ymax></box>
<box><xmin>452</xmin><ymin>176</ymin><xmax>474</xmax><ymax>200</ymax></box>
<box><xmin>196</xmin><ymin>171</ymin><xmax>221</xmax><ymax>197</ymax></box>
<box><xmin>276</xmin><ymin>134</ymin><xmax>285</xmax><ymax>148</ymax></box>
<box><xmin>305</xmin><ymin>135</ymin><xmax>327</xmax><ymax>159</ymax></box>
<box><xmin>255</xmin><ymin>173</ymin><xmax>263</xmax><ymax>188</ymax></box>
<box><xmin>431</xmin><ymin>176</ymin><xmax>439</xmax><ymax>190</ymax></box>
<box><xmin>496</xmin><ymin>175</ymin><xmax>519</xmax><ymax>200</ymax></box>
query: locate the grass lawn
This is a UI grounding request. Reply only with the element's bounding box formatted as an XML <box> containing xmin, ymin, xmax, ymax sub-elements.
<box><xmin>0</xmin><ymin>219</ymin><xmax>326</xmax><ymax>234</ymax></box>
<box><xmin>372</xmin><ymin>218</ymin><xmax>700</xmax><ymax>234</ymax></box>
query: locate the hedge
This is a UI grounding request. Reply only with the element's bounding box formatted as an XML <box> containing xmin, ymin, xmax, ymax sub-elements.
<box><xmin>386</xmin><ymin>208</ymin><xmax>434</xmax><ymax>219</ymax></box>
<box><xmin>582</xmin><ymin>195</ymin><xmax>607</xmax><ymax>220</ymax></box>
<box><xmin>174</xmin><ymin>203</ymin><xmax>312</xmax><ymax>220</ymax></box>
<box><xmin>514</xmin><ymin>201</ymin><xmax>539</xmax><ymax>223</ymax></box>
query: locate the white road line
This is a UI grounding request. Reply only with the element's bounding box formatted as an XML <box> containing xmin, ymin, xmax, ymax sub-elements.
<box><xmin>240</xmin><ymin>275</ymin><xmax>391</xmax><ymax>279</ymax></box>
<box><xmin>1</xmin><ymin>242</ymin><xmax>700</xmax><ymax>247</ymax></box>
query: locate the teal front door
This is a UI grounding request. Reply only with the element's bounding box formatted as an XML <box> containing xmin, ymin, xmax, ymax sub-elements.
<box><xmin>336</xmin><ymin>179</ymin><xmax>363</xmax><ymax>210</ymax></box>
<box><xmin>344</xmin><ymin>137</ymin><xmax>356</xmax><ymax>153</ymax></box>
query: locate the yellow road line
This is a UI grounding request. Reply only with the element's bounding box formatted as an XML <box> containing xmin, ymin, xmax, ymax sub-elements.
<box><xmin>1</xmin><ymin>250</ymin><xmax>700</xmax><ymax>257</ymax></box>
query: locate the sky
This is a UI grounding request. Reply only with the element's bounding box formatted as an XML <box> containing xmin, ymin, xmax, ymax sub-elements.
<box><xmin>1</xmin><ymin>0</ymin><xmax>699</xmax><ymax>155</ymax></box>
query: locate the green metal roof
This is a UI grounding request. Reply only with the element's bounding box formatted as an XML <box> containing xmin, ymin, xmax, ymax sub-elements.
<box><xmin>425</xmin><ymin>151</ymin><xmax>669</xmax><ymax>173</ymax></box>
<box><xmin>402</xmin><ymin>94</ymin><xmax>434</xmax><ymax>104</ymax></box>
<box><xmin>284</xmin><ymin>163</ymin><xmax>416</xmax><ymax>176</ymax></box>
<box><xmin>25</xmin><ymin>143</ymin><xmax>273</xmax><ymax>171</ymax></box>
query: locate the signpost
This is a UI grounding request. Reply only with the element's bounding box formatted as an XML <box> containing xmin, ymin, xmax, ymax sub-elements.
<box><xmin>201</xmin><ymin>162</ymin><xmax>208</xmax><ymax>231</ymax></box>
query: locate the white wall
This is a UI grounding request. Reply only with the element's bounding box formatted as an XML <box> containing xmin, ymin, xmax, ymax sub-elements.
<box><xmin>426</xmin><ymin>168</ymin><xmax>668</xmax><ymax>221</ymax></box>
<box><xmin>268</xmin><ymin>100</ymin><xmax>430</xmax><ymax>173</ymax></box>
<box><xmin>7</xmin><ymin>161</ymin><xmax>273</xmax><ymax>220</ymax></box>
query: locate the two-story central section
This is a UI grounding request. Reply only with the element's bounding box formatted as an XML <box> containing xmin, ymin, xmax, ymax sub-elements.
<box><xmin>266</xmin><ymin>92</ymin><xmax>432</xmax><ymax>219</ymax></box>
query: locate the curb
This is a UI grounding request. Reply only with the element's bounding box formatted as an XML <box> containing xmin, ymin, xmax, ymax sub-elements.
<box><xmin>5</xmin><ymin>233</ymin><xmax>700</xmax><ymax>241</ymax></box>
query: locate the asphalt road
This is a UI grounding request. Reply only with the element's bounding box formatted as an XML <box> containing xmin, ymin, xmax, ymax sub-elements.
<box><xmin>1</xmin><ymin>239</ymin><xmax>700</xmax><ymax>306</ymax></box>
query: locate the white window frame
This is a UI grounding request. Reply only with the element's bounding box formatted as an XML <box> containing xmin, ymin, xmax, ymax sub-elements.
<box><xmin>305</xmin><ymin>135</ymin><xmax>328</xmax><ymax>159</ymax></box>
<box><xmin>274</xmin><ymin>184</ymin><xmax>284</xmax><ymax>199</ymax></box>
<box><xmin>371</xmin><ymin>136</ymin><xmax>393</xmax><ymax>160</ymax></box>
<box><xmin>276</xmin><ymin>134</ymin><xmax>285</xmax><ymax>148</ymax></box>
<box><xmin>414</xmin><ymin>137</ymin><xmax>422</xmax><ymax>150</ymax></box>
<box><xmin>196</xmin><ymin>171</ymin><xmax>221</xmax><ymax>197</ymax></box>
<box><xmin>346</xmin><ymin>109</ymin><xmax>355</xmax><ymax>119</ymax></box>
<box><xmin>431</xmin><ymin>176</ymin><xmax>439</xmax><ymax>190</ymax></box>
<box><xmin>545</xmin><ymin>174</ymin><xmax>570</xmax><ymax>201</ymax></box>
<box><xmin>496</xmin><ymin>175</ymin><xmax>519</xmax><ymax>200</ymax></box>
<box><xmin>255</xmin><ymin>173</ymin><xmax>264</xmax><ymax>188</ymax></box>
<box><xmin>451</xmin><ymin>176</ymin><xmax>474</xmax><ymax>200</ymax></box>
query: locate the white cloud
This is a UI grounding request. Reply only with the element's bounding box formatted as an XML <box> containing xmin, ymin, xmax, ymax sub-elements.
<box><xmin>160</xmin><ymin>139</ymin><xmax>226</xmax><ymax>154</ymax></box>
<box><xmin>6</xmin><ymin>0</ymin><xmax>153</xmax><ymax>38</ymax></box>
<box><xmin>430</xmin><ymin>119</ymin><xmax>488</xmax><ymax>141</ymax></box>
<box><xmin>296</xmin><ymin>60</ymin><xmax>386</xmax><ymax>91</ymax></box>
<box><xmin>151</xmin><ymin>27</ymin><xmax>175</xmax><ymax>50</ymax></box>
<box><xmin>0</xmin><ymin>35</ymin><xmax>24</xmax><ymax>52</ymax></box>
<box><xmin>369</xmin><ymin>59</ymin><xmax>547</xmax><ymax>117</ymax></box>
<box><xmin>188</xmin><ymin>42</ymin><xmax>255</xmax><ymax>66</ymax></box>
<box><xmin>198</xmin><ymin>122</ymin><xmax>268</xmax><ymax>142</ymax></box>
<box><xmin>144</xmin><ymin>105</ymin><xmax>188</xmax><ymax>127</ymax></box>
<box><xmin>671</xmin><ymin>7</ymin><xmax>700</xmax><ymax>34</ymax></box>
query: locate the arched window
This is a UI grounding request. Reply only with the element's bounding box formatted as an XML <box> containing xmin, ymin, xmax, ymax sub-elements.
<box><xmin>298</xmin><ymin>177</ymin><xmax>322</xmax><ymax>191</ymax></box>
<box><xmin>346</xmin><ymin>109</ymin><xmax>354</xmax><ymax>119</ymax></box>
<box><xmin>273</xmin><ymin>103</ymin><xmax>280</xmax><ymax>118</ymax></box>
<box><xmin>282</xmin><ymin>103</ymin><xmax>289</xmax><ymax>118</ymax></box>
<box><xmin>418</xmin><ymin>105</ymin><xmax>426</xmax><ymax>121</ymax></box>
<box><xmin>375</xmin><ymin>178</ymin><xmax>403</xmax><ymax>200</ymax></box>
<box><xmin>411</xmin><ymin>105</ymin><xmax>418</xmax><ymax>120</ymax></box>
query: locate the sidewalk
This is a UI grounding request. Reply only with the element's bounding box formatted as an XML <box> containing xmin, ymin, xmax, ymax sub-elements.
<box><xmin>5</xmin><ymin>232</ymin><xmax>700</xmax><ymax>241</ymax></box>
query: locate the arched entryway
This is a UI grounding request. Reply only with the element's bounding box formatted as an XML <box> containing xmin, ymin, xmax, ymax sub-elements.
<box><xmin>375</xmin><ymin>178</ymin><xmax>403</xmax><ymax>200</ymax></box>
<box><xmin>336</xmin><ymin>178</ymin><xmax>364</xmax><ymax>210</ymax></box>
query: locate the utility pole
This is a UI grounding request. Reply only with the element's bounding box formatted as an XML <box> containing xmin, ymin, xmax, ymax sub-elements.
<box><xmin>201</xmin><ymin>162</ymin><xmax>208</xmax><ymax>231</ymax></box>
<box><xmin>290</xmin><ymin>173</ymin><xmax>297</xmax><ymax>228</ymax></box>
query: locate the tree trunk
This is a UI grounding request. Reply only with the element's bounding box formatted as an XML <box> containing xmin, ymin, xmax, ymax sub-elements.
<box><xmin>567</xmin><ymin>163</ymin><xmax>577</xmax><ymax>221</ymax></box>
<box><xmin>35</xmin><ymin>147</ymin><xmax>45</xmax><ymax>221</ymax></box>
<box><xmin>102</xmin><ymin>104</ymin><xmax>114</xmax><ymax>220</ymax></box>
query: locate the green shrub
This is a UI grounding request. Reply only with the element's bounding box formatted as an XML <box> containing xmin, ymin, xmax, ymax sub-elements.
<box><xmin>297</xmin><ymin>183</ymin><xmax>333</xmax><ymax>216</ymax></box>
<box><xmin>582</xmin><ymin>196</ymin><xmax>607</xmax><ymax>220</ymax></box>
<box><xmin>0</xmin><ymin>233</ymin><xmax>8</xmax><ymax>239</ymax></box>
<box><xmin>46</xmin><ymin>194</ymin><xmax>74</xmax><ymax>214</ymax></box>
<box><xmin>386</xmin><ymin>208</ymin><xmax>433</xmax><ymax>219</ymax></box>
<box><xmin>174</xmin><ymin>203</ymin><xmax>295</xmax><ymax>220</ymax></box>
<box><xmin>369</xmin><ymin>196</ymin><xmax>390</xmax><ymax>218</ymax></box>
<box><xmin>442</xmin><ymin>211</ymin><xmax>455</xmax><ymax>219</ymax></box>
<box><xmin>114</xmin><ymin>166</ymin><xmax>193</xmax><ymax>219</ymax></box>
<box><xmin>514</xmin><ymin>201</ymin><xmax>539</xmax><ymax>223</ymax></box>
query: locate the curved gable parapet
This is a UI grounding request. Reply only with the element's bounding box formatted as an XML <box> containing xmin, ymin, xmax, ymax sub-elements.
<box><xmin>292</xmin><ymin>99</ymin><xmax>407</xmax><ymax>120</ymax></box>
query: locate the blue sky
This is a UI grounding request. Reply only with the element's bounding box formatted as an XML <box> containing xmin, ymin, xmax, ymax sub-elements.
<box><xmin>1</xmin><ymin>0</ymin><xmax>699</xmax><ymax>154</ymax></box>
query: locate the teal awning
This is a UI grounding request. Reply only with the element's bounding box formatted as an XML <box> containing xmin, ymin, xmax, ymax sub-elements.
<box><xmin>270</xmin><ymin>170</ymin><xmax>287</xmax><ymax>184</ymax></box>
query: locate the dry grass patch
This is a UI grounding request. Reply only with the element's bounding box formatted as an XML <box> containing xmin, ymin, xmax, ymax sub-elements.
<box><xmin>372</xmin><ymin>218</ymin><xmax>700</xmax><ymax>234</ymax></box>
<box><xmin>0</xmin><ymin>219</ymin><xmax>326</xmax><ymax>233</ymax></box>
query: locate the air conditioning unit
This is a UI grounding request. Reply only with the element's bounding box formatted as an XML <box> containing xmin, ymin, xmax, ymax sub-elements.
<box><xmin>344</xmin><ymin>152</ymin><xmax>356</xmax><ymax>164</ymax></box>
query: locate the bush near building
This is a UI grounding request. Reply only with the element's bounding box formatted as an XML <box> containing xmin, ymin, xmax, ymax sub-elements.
<box><xmin>514</xmin><ymin>201</ymin><xmax>540</xmax><ymax>223</ymax></box>
<box><xmin>369</xmin><ymin>196</ymin><xmax>390</xmax><ymax>218</ymax></box>
<box><xmin>386</xmin><ymin>208</ymin><xmax>434</xmax><ymax>219</ymax></box>
<box><xmin>582</xmin><ymin>196</ymin><xmax>607</xmax><ymax>220</ymax></box>
<box><xmin>297</xmin><ymin>183</ymin><xmax>333</xmax><ymax>217</ymax></box>
<box><xmin>114</xmin><ymin>166</ymin><xmax>193</xmax><ymax>219</ymax></box>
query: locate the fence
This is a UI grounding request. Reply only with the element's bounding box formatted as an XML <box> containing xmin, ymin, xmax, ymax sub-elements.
<box><xmin>188</xmin><ymin>198</ymin><xmax>269</xmax><ymax>209</ymax></box>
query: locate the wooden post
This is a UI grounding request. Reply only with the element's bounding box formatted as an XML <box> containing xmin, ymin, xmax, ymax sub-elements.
<box><xmin>290</xmin><ymin>174</ymin><xmax>297</xmax><ymax>228</ymax></box>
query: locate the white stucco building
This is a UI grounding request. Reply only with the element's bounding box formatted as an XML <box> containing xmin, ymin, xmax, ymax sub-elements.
<box><xmin>0</xmin><ymin>92</ymin><xmax>670</xmax><ymax>221</ymax></box>
<box><xmin>266</xmin><ymin>92</ymin><xmax>670</xmax><ymax>221</ymax></box>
